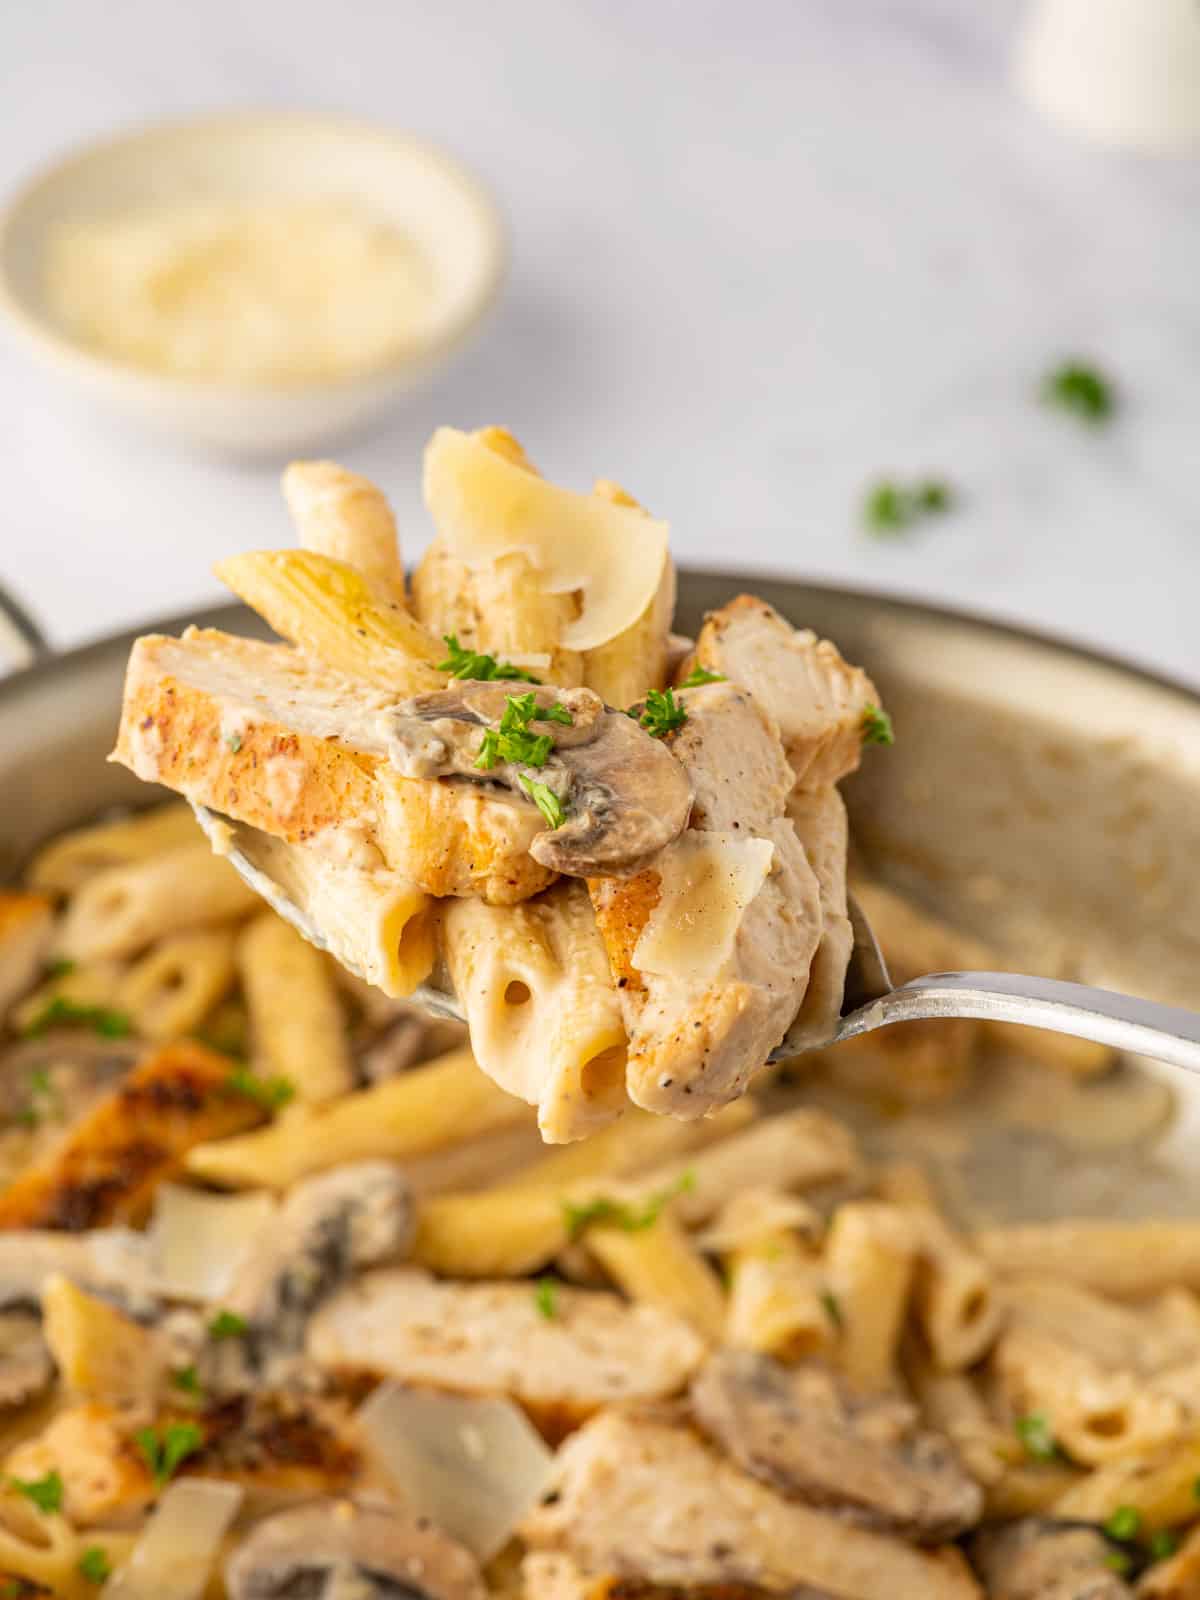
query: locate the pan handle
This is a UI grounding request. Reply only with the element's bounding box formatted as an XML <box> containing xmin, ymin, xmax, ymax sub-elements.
<box><xmin>0</xmin><ymin>582</ymin><xmax>48</xmax><ymax>675</ymax></box>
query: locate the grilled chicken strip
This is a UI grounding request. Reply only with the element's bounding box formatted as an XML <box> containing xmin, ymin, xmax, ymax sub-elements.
<box><xmin>690</xmin><ymin>1350</ymin><xmax>983</xmax><ymax>1542</ymax></box>
<box><xmin>970</xmin><ymin>1521</ymin><xmax>1133</xmax><ymax>1600</ymax></box>
<box><xmin>0</xmin><ymin>1040</ymin><xmax>263</xmax><ymax>1231</ymax></box>
<box><xmin>521</xmin><ymin>1409</ymin><xmax>982</xmax><ymax>1600</ymax></box>
<box><xmin>113</xmin><ymin>629</ymin><xmax>554</xmax><ymax>905</ymax></box>
<box><xmin>386</xmin><ymin>681</ymin><xmax>692</xmax><ymax>878</ymax></box>
<box><xmin>590</xmin><ymin>683</ymin><xmax>822</xmax><ymax>1117</ymax></box>
<box><xmin>780</xmin><ymin>787</ymin><xmax>854</xmax><ymax>1049</ymax></box>
<box><xmin>523</xmin><ymin>1553</ymin><xmax>837</xmax><ymax>1600</ymax></box>
<box><xmin>307</xmin><ymin>1269</ymin><xmax>705</xmax><ymax>1429</ymax></box>
<box><xmin>690</xmin><ymin>595</ymin><xmax>880</xmax><ymax>791</ymax></box>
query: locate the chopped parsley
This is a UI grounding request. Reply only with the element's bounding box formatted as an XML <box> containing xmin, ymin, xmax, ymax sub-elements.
<box><xmin>860</xmin><ymin>704</ymin><xmax>894</xmax><ymax>747</ymax></box>
<box><xmin>863</xmin><ymin>477</ymin><xmax>955</xmax><ymax>536</ymax></box>
<box><xmin>78</xmin><ymin>1547</ymin><xmax>112</xmax><ymax>1585</ymax></box>
<box><xmin>820</xmin><ymin>1290</ymin><xmax>844</xmax><ymax>1330</ymax></box>
<box><xmin>43</xmin><ymin>958</ymin><xmax>76</xmax><ymax>981</ymax></box>
<box><xmin>1149</xmin><ymin>1529</ymin><xmax>1179</xmax><ymax>1562</ymax></box>
<box><xmin>225</xmin><ymin>731</ymin><xmax>243</xmax><ymax>753</ymax></box>
<box><xmin>14</xmin><ymin>1066</ymin><xmax>61</xmax><ymax>1129</ymax></box>
<box><xmin>7</xmin><ymin>1469</ymin><xmax>63</xmax><ymax>1515</ymax></box>
<box><xmin>678</xmin><ymin>667</ymin><xmax>726</xmax><ymax>688</ymax></box>
<box><xmin>476</xmin><ymin>691</ymin><xmax>571</xmax><ymax>772</ymax></box>
<box><xmin>170</xmin><ymin>1365</ymin><xmax>203</xmax><ymax>1398</ymax></box>
<box><xmin>225</xmin><ymin>1066</ymin><xmax>296</xmax><ymax>1111</ymax></box>
<box><xmin>1104</xmin><ymin>1506</ymin><xmax>1142</xmax><ymax>1543</ymax></box>
<box><xmin>533</xmin><ymin>1277</ymin><xmax>559</xmax><ymax>1320</ymax></box>
<box><xmin>563</xmin><ymin>1171</ymin><xmax>696</xmax><ymax>1241</ymax></box>
<box><xmin>1041</xmin><ymin>362</ymin><xmax>1115</xmax><ymax>425</ymax></box>
<box><xmin>208</xmin><ymin>1309</ymin><xmax>247</xmax><ymax>1341</ymax></box>
<box><xmin>20</xmin><ymin>997</ymin><xmax>131</xmax><ymax>1040</ymax></box>
<box><xmin>1014</xmin><ymin>1411</ymin><xmax>1060</xmax><ymax>1464</ymax></box>
<box><xmin>439</xmin><ymin>634</ymin><xmax>541</xmax><ymax>684</ymax></box>
<box><xmin>519</xmin><ymin>775</ymin><xmax>568</xmax><ymax>831</ymax></box>
<box><xmin>632</xmin><ymin>688</ymin><xmax>687</xmax><ymax>739</ymax></box>
<box><xmin>1103</xmin><ymin>1550</ymin><xmax>1132</xmax><ymax>1576</ymax></box>
<box><xmin>135</xmin><ymin>1421</ymin><xmax>203</xmax><ymax>1486</ymax></box>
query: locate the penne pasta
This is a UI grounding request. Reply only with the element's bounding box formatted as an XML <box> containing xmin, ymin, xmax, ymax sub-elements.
<box><xmin>977</xmin><ymin>1220</ymin><xmax>1200</xmax><ymax>1299</ymax></box>
<box><xmin>115</xmin><ymin>927</ymin><xmax>237</xmax><ymax>1043</ymax></box>
<box><xmin>237</xmin><ymin>912</ymin><xmax>353</xmax><ymax>1104</ymax></box>
<box><xmin>283</xmin><ymin>459</ymin><xmax>408</xmax><ymax>605</ymax></box>
<box><xmin>1054</xmin><ymin>1427</ymin><xmax>1200</xmax><ymax>1529</ymax></box>
<box><xmin>584</xmin><ymin>1211</ymin><xmax>726</xmax><ymax>1341</ymax></box>
<box><xmin>824</xmin><ymin>1202</ymin><xmax>916</xmax><ymax>1391</ymax></box>
<box><xmin>27</xmin><ymin>802</ymin><xmax>199</xmax><ymax>894</ymax></box>
<box><xmin>725</xmin><ymin>1229</ymin><xmax>837</xmax><ymax>1362</ymax></box>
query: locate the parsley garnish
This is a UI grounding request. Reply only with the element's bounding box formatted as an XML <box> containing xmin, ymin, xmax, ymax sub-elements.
<box><xmin>533</xmin><ymin>1278</ymin><xmax>559</xmax><ymax>1320</ymax></box>
<box><xmin>563</xmin><ymin>1171</ymin><xmax>696</xmax><ymax>1241</ymax></box>
<box><xmin>225</xmin><ymin>1066</ymin><xmax>295</xmax><ymax>1111</ymax></box>
<box><xmin>1149</xmin><ymin>1529</ymin><xmax>1179</xmax><ymax>1562</ymax></box>
<box><xmin>8</xmin><ymin>1469</ymin><xmax>63</xmax><ymax>1514</ymax></box>
<box><xmin>476</xmin><ymin>692</ymin><xmax>571</xmax><ymax>772</ymax></box>
<box><xmin>20</xmin><ymin>997</ymin><xmax>131</xmax><ymax>1040</ymax></box>
<box><xmin>519</xmin><ymin>775</ymin><xmax>568</xmax><ymax>831</ymax></box>
<box><xmin>78</xmin><ymin>1547</ymin><xmax>112</xmax><ymax>1585</ymax></box>
<box><xmin>1104</xmin><ymin>1506</ymin><xmax>1142</xmax><ymax>1543</ymax></box>
<box><xmin>439</xmin><ymin>635</ymin><xmax>541</xmax><ymax>684</ymax></box>
<box><xmin>1103</xmin><ymin>1550</ymin><xmax>1132</xmax><ymax>1576</ymax></box>
<box><xmin>135</xmin><ymin>1421</ymin><xmax>202</xmax><ymax>1486</ymax></box>
<box><xmin>860</xmin><ymin>704</ymin><xmax>894</xmax><ymax>747</ymax></box>
<box><xmin>1041</xmin><ymin>362</ymin><xmax>1115</xmax><ymax>425</ymax></box>
<box><xmin>44</xmin><ymin>958</ymin><xmax>76</xmax><ymax>981</ymax></box>
<box><xmin>864</xmin><ymin>478</ymin><xmax>954</xmax><ymax>536</ymax></box>
<box><xmin>633</xmin><ymin>688</ymin><xmax>687</xmax><ymax>739</ymax></box>
<box><xmin>225</xmin><ymin>731</ymin><xmax>243</xmax><ymax>753</ymax></box>
<box><xmin>679</xmin><ymin>667</ymin><xmax>725</xmax><ymax>688</ymax></box>
<box><xmin>170</xmin><ymin>1365</ymin><xmax>203</xmax><ymax>1398</ymax></box>
<box><xmin>820</xmin><ymin>1290</ymin><xmax>844</xmax><ymax>1330</ymax></box>
<box><xmin>15</xmin><ymin>1066</ymin><xmax>61</xmax><ymax>1129</ymax></box>
<box><xmin>208</xmin><ymin>1309</ymin><xmax>247</xmax><ymax>1340</ymax></box>
<box><xmin>1014</xmin><ymin>1411</ymin><xmax>1060</xmax><ymax>1463</ymax></box>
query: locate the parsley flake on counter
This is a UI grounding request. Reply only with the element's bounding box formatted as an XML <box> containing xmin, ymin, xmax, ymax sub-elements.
<box><xmin>533</xmin><ymin>1277</ymin><xmax>559</xmax><ymax>1320</ymax></box>
<box><xmin>563</xmin><ymin>1171</ymin><xmax>696</xmax><ymax>1241</ymax></box>
<box><xmin>633</xmin><ymin>688</ymin><xmax>687</xmax><ymax>739</ymax></box>
<box><xmin>225</xmin><ymin>1066</ymin><xmax>295</xmax><ymax>1111</ymax></box>
<box><xmin>679</xmin><ymin>667</ymin><xmax>725</xmax><ymax>688</ymax></box>
<box><xmin>860</xmin><ymin>704</ymin><xmax>894</xmax><ymax>747</ymax></box>
<box><xmin>8</xmin><ymin>1469</ymin><xmax>63</xmax><ymax>1515</ymax></box>
<box><xmin>863</xmin><ymin>478</ymin><xmax>955</xmax><ymax>536</ymax></box>
<box><xmin>20</xmin><ymin>997</ymin><xmax>131</xmax><ymax>1040</ymax></box>
<box><xmin>439</xmin><ymin>634</ymin><xmax>541</xmax><ymax>684</ymax></box>
<box><xmin>1041</xmin><ymin>361</ymin><xmax>1115</xmax><ymax>425</ymax></box>
<box><xmin>135</xmin><ymin>1421</ymin><xmax>203</xmax><ymax>1486</ymax></box>
<box><xmin>1014</xmin><ymin>1411</ymin><xmax>1060</xmax><ymax>1463</ymax></box>
<box><xmin>519</xmin><ymin>775</ymin><xmax>568</xmax><ymax>831</ymax></box>
<box><xmin>208</xmin><ymin>1309</ymin><xmax>247</xmax><ymax>1340</ymax></box>
<box><xmin>78</xmin><ymin>1547</ymin><xmax>112</xmax><ymax>1585</ymax></box>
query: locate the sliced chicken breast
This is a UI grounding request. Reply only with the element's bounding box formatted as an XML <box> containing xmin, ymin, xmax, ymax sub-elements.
<box><xmin>691</xmin><ymin>596</ymin><xmax>880</xmax><ymax>791</ymax></box>
<box><xmin>781</xmin><ymin>787</ymin><xmax>853</xmax><ymax>1049</ymax></box>
<box><xmin>521</xmin><ymin>1409</ymin><xmax>982</xmax><ymax>1600</ymax></box>
<box><xmin>523</xmin><ymin>1552</ymin><xmax>836</xmax><ymax>1600</ymax></box>
<box><xmin>307</xmin><ymin>1268</ymin><xmax>705</xmax><ymax>1427</ymax></box>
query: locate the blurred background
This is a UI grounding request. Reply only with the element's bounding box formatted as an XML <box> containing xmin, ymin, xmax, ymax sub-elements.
<box><xmin>0</xmin><ymin>0</ymin><xmax>1197</xmax><ymax>679</ymax></box>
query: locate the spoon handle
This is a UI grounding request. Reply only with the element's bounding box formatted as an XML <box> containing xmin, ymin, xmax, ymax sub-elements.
<box><xmin>838</xmin><ymin>971</ymin><xmax>1200</xmax><ymax>1075</ymax></box>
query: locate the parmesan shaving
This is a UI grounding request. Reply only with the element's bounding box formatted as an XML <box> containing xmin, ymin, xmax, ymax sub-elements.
<box><xmin>423</xmin><ymin>427</ymin><xmax>669</xmax><ymax>652</ymax></box>
<box><xmin>633</xmin><ymin>832</ymin><xmax>775</xmax><ymax>984</ymax></box>
<box><xmin>104</xmin><ymin>1479</ymin><xmax>243</xmax><ymax>1600</ymax></box>
<box><xmin>359</xmin><ymin>1381</ymin><xmax>554</xmax><ymax>1561</ymax></box>
<box><xmin>150</xmin><ymin>1183</ymin><xmax>276</xmax><ymax>1302</ymax></box>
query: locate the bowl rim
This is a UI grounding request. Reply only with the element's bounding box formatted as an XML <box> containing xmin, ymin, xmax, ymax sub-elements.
<box><xmin>0</xmin><ymin>109</ymin><xmax>507</xmax><ymax>399</ymax></box>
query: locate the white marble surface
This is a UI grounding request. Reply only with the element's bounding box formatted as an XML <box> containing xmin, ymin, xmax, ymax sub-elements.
<box><xmin>1</xmin><ymin>0</ymin><xmax>1197</xmax><ymax>681</ymax></box>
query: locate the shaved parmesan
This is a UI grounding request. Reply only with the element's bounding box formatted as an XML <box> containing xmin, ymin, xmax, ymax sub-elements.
<box><xmin>634</xmin><ymin>832</ymin><xmax>775</xmax><ymax>984</ymax></box>
<box><xmin>150</xmin><ymin>1183</ymin><xmax>276</xmax><ymax>1302</ymax></box>
<box><xmin>359</xmin><ymin>1380</ymin><xmax>554</xmax><ymax>1561</ymax></box>
<box><xmin>424</xmin><ymin>427</ymin><xmax>669</xmax><ymax>652</ymax></box>
<box><xmin>105</xmin><ymin>1479</ymin><xmax>243</xmax><ymax>1600</ymax></box>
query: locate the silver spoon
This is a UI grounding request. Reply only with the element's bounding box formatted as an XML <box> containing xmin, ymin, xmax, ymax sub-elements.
<box><xmin>196</xmin><ymin>804</ymin><xmax>1200</xmax><ymax>1073</ymax></box>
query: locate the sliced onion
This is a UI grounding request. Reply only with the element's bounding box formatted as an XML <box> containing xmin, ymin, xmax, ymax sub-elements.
<box><xmin>359</xmin><ymin>1381</ymin><xmax>554</xmax><ymax>1560</ymax></box>
<box><xmin>150</xmin><ymin>1183</ymin><xmax>276</xmax><ymax>1302</ymax></box>
<box><xmin>104</xmin><ymin>1479</ymin><xmax>243</xmax><ymax>1600</ymax></box>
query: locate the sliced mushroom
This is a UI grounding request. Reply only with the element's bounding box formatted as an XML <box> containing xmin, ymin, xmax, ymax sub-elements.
<box><xmin>225</xmin><ymin>1499</ymin><xmax>487</xmax><ymax>1600</ymax></box>
<box><xmin>358</xmin><ymin>1008</ymin><xmax>467</xmax><ymax>1085</ymax></box>
<box><xmin>0</xmin><ymin>1034</ymin><xmax>142</xmax><ymax>1135</ymax></box>
<box><xmin>384</xmin><ymin>683</ymin><xmax>692</xmax><ymax>878</ymax></box>
<box><xmin>690</xmin><ymin>1350</ymin><xmax>983</xmax><ymax>1542</ymax></box>
<box><xmin>0</xmin><ymin>1310</ymin><xmax>53</xmax><ymax>1408</ymax></box>
<box><xmin>971</xmin><ymin>1520</ymin><xmax>1133</xmax><ymax>1600</ymax></box>
<box><xmin>215</xmin><ymin>1162</ymin><xmax>413</xmax><ymax>1383</ymax></box>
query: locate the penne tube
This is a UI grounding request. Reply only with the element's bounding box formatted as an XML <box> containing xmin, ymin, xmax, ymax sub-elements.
<box><xmin>185</xmin><ymin>1047</ymin><xmax>525</xmax><ymax>1189</ymax></box>
<box><xmin>56</xmin><ymin>843</ymin><xmax>258</xmax><ymax>962</ymax></box>
<box><xmin>115</xmin><ymin>928</ymin><xmax>237</xmax><ymax>1043</ymax></box>
<box><xmin>585</xmin><ymin>1212</ymin><xmax>727</xmax><ymax>1341</ymax></box>
<box><xmin>824</xmin><ymin>1202</ymin><xmax>916</xmax><ymax>1391</ymax></box>
<box><xmin>1053</xmin><ymin>1427</ymin><xmax>1200</xmax><ymax>1530</ymax></box>
<box><xmin>977</xmin><ymin>1221</ymin><xmax>1200</xmax><ymax>1299</ymax></box>
<box><xmin>995</xmin><ymin>1274</ymin><xmax>1198</xmax><ymax>1374</ymax></box>
<box><xmin>237</xmin><ymin>913</ymin><xmax>353</xmax><ymax>1104</ymax></box>
<box><xmin>283</xmin><ymin>460</ymin><xmax>407</xmax><ymax>605</ymax></box>
<box><xmin>984</xmin><ymin>1461</ymin><xmax>1086</xmax><ymax>1519</ymax></box>
<box><xmin>12</xmin><ymin>956</ymin><xmax>125</xmax><ymax>1035</ymax></box>
<box><xmin>725</xmin><ymin>1231</ymin><xmax>836</xmax><ymax>1362</ymax></box>
<box><xmin>27</xmin><ymin>802</ymin><xmax>199</xmax><ymax>894</ymax></box>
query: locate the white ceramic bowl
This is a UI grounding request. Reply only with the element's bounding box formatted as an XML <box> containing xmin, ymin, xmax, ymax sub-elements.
<box><xmin>0</xmin><ymin>114</ymin><xmax>505</xmax><ymax>457</ymax></box>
